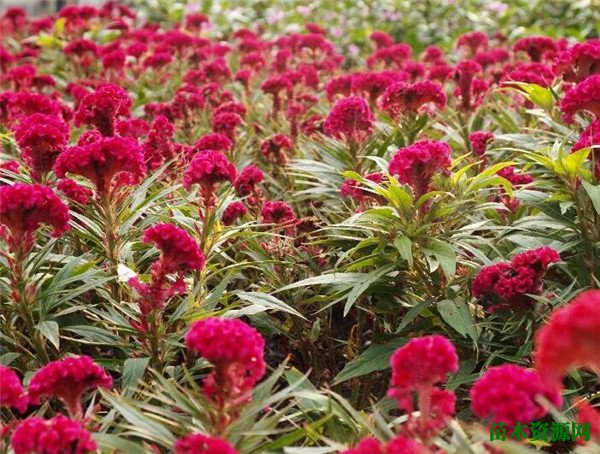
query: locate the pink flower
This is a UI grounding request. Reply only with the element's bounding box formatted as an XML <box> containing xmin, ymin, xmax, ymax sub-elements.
<box><xmin>142</xmin><ymin>223</ymin><xmax>205</xmax><ymax>274</ymax></box>
<box><xmin>0</xmin><ymin>183</ymin><xmax>70</xmax><ymax>252</ymax></box>
<box><xmin>572</xmin><ymin>119</ymin><xmax>600</xmax><ymax>179</ymax></box>
<box><xmin>456</xmin><ymin>31</ymin><xmax>489</xmax><ymax>55</ymax></box>
<box><xmin>341</xmin><ymin>437</ymin><xmax>384</xmax><ymax>454</ymax></box>
<box><xmin>183</xmin><ymin>150</ymin><xmax>236</xmax><ymax>207</ymax></box>
<box><xmin>470</xmin><ymin>364</ymin><xmax>561</xmax><ymax>426</ymax></box>
<box><xmin>6</xmin><ymin>92</ymin><xmax>62</xmax><ymax>125</ymax></box>
<box><xmin>57</xmin><ymin>179</ymin><xmax>93</xmax><ymax>205</ymax></box>
<box><xmin>497</xmin><ymin>166</ymin><xmax>533</xmax><ymax>186</ymax></box>
<box><xmin>513</xmin><ymin>36</ymin><xmax>557</xmax><ymax>62</ymax></box>
<box><xmin>0</xmin><ymin>365</ymin><xmax>28</xmax><ymax>413</ymax></box>
<box><xmin>222</xmin><ymin>201</ymin><xmax>248</xmax><ymax>225</ymax></box>
<box><xmin>341</xmin><ymin>172</ymin><xmax>383</xmax><ymax>203</ymax></box>
<box><xmin>454</xmin><ymin>60</ymin><xmax>483</xmax><ymax>110</ymax></box>
<box><xmin>142</xmin><ymin>115</ymin><xmax>176</xmax><ymax>170</ymax></box>
<box><xmin>28</xmin><ymin>355</ymin><xmax>112</xmax><ymax>419</ymax></box>
<box><xmin>13</xmin><ymin>113</ymin><xmax>69</xmax><ymax>177</ymax></box>
<box><xmin>11</xmin><ymin>416</ymin><xmax>97</xmax><ymax>454</ymax></box>
<box><xmin>234</xmin><ymin>165</ymin><xmax>265</xmax><ymax>199</ymax></box>
<box><xmin>194</xmin><ymin>133</ymin><xmax>233</xmax><ymax>154</ymax></box>
<box><xmin>261</xmin><ymin>75</ymin><xmax>293</xmax><ymax>113</ymax></box>
<box><xmin>379</xmin><ymin>81</ymin><xmax>447</xmax><ymax>118</ymax></box>
<box><xmin>261</xmin><ymin>201</ymin><xmax>296</xmax><ymax>225</ymax></box>
<box><xmin>260</xmin><ymin>133</ymin><xmax>293</xmax><ymax>164</ymax></box>
<box><xmin>54</xmin><ymin>136</ymin><xmax>146</xmax><ymax>197</ymax></box>
<box><xmin>185</xmin><ymin>318</ymin><xmax>266</xmax><ymax>404</ymax></box>
<box><xmin>174</xmin><ymin>433</ymin><xmax>238</xmax><ymax>454</ymax></box>
<box><xmin>557</xmin><ymin>40</ymin><xmax>600</xmax><ymax>82</ymax></box>
<box><xmin>388</xmin><ymin>140</ymin><xmax>451</xmax><ymax>198</ymax></box>
<box><xmin>323</xmin><ymin>96</ymin><xmax>375</xmax><ymax>144</ymax></box>
<box><xmin>469</xmin><ymin>131</ymin><xmax>495</xmax><ymax>156</ymax></box>
<box><xmin>385</xmin><ymin>436</ymin><xmax>429</xmax><ymax>454</ymax></box>
<box><xmin>211</xmin><ymin>112</ymin><xmax>243</xmax><ymax>141</ymax></box>
<box><xmin>74</xmin><ymin>84</ymin><xmax>132</xmax><ymax>136</ymax></box>
<box><xmin>370</xmin><ymin>30</ymin><xmax>395</xmax><ymax>49</ymax></box>
<box><xmin>535</xmin><ymin>290</ymin><xmax>600</xmax><ymax>392</ymax></box>
<box><xmin>560</xmin><ymin>74</ymin><xmax>600</xmax><ymax>123</ymax></box>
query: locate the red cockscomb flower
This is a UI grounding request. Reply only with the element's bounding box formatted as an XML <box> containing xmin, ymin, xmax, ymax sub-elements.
<box><xmin>211</xmin><ymin>112</ymin><xmax>243</xmax><ymax>141</ymax></box>
<box><xmin>234</xmin><ymin>165</ymin><xmax>264</xmax><ymax>198</ymax></box>
<box><xmin>0</xmin><ymin>365</ymin><xmax>28</xmax><ymax>413</ymax></box>
<box><xmin>535</xmin><ymin>289</ymin><xmax>600</xmax><ymax>392</ymax></box>
<box><xmin>388</xmin><ymin>140</ymin><xmax>451</xmax><ymax>198</ymax></box>
<box><xmin>572</xmin><ymin>119</ymin><xmax>600</xmax><ymax>179</ymax></box>
<box><xmin>183</xmin><ymin>150</ymin><xmax>236</xmax><ymax>208</ymax></box>
<box><xmin>370</xmin><ymin>30</ymin><xmax>395</xmax><ymax>49</ymax></box>
<box><xmin>57</xmin><ymin>179</ymin><xmax>93</xmax><ymax>205</ymax></box>
<box><xmin>185</xmin><ymin>317</ymin><xmax>266</xmax><ymax>404</ymax></box>
<box><xmin>261</xmin><ymin>75</ymin><xmax>293</xmax><ymax>114</ymax></box>
<box><xmin>454</xmin><ymin>60</ymin><xmax>483</xmax><ymax>110</ymax></box>
<box><xmin>341</xmin><ymin>437</ymin><xmax>384</xmax><ymax>454</ymax></box>
<box><xmin>0</xmin><ymin>183</ymin><xmax>70</xmax><ymax>252</ymax></box>
<box><xmin>470</xmin><ymin>364</ymin><xmax>562</xmax><ymax>427</ymax></box>
<box><xmin>142</xmin><ymin>115</ymin><xmax>176</xmax><ymax>170</ymax></box>
<box><xmin>194</xmin><ymin>133</ymin><xmax>233</xmax><ymax>154</ymax></box>
<box><xmin>142</xmin><ymin>223</ymin><xmax>205</xmax><ymax>274</ymax></box>
<box><xmin>260</xmin><ymin>133</ymin><xmax>293</xmax><ymax>164</ymax></box>
<box><xmin>174</xmin><ymin>433</ymin><xmax>238</xmax><ymax>454</ymax></box>
<box><xmin>54</xmin><ymin>136</ymin><xmax>146</xmax><ymax>198</ymax></box>
<box><xmin>513</xmin><ymin>36</ymin><xmax>557</xmax><ymax>62</ymax></box>
<box><xmin>469</xmin><ymin>131</ymin><xmax>494</xmax><ymax>156</ymax></box>
<box><xmin>74</xmin><ymin>84</ymin><xmax>132</xmax><ymax>136</ymax></box>
<box><xmin>13</xmin><ymin>113</ymin><xmax>69</xmax><ymax>177</ymax></box>
<box><xmin>497</xmin><ymin>166</ymin><xmax>533</xmax><ymax>186</ymax></box>
<box><xmin>261</xmin><ymin>201</ymin><xmax>296</xmax><ymax>225</ymax></box>
<box><xmin>28</xmin><ymin>355</ymin><xmax>112</xmax><ymax>419</ymax></box>
<box><xmin>323</xmin><ymin>96</ymin><xmax>375</xmax><ymax>144</ymax></box>
<box><xmin>560</xmin><ymin>74</ymin><xmax>600</xmax><ymax>123</ymax></box>
<box><xmin>379</xmin><ymin>80</ymin><xmax>446</xmax><ymax>118</ymax></box>
<box><xmin>11</xmin><ymin>416</ymin><xmax>97</xmax><ymax>454</ymax></box>
<box><xmin>341</xmin><ymin>172</ymin><xmax>383</xmax><ymax>204</ymax></box>
<box><xmin>222</xmin><ymin>201</ymin><xmax>248</xmax><ymax>225</ymax></box>
<box><xmin>456</xmin><ymin>31</ymin><xmax>489</xmax><ymax>55</ymax></box>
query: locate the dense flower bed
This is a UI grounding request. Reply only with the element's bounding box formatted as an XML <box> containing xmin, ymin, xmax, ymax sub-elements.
<box><xmin>0</xmin><ymin>2</ymin><xmax>599</xmax><ymax>453</ymax></box>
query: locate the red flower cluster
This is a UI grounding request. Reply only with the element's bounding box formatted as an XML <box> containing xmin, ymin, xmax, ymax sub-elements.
<box><xmin>0</xmin><ymin>183</ymin><xmax>70</xmax><ymax>252</ymax></box>
<box><xmin>142</xmin><ymin>115</ymin><xmax>176</xmax><ymax>170</ymax></box>
<box><xmin>560</xmin><ymin>74</ymin><xmax>600</xmax><ymax>123</ymax></box>
<box><xmin>142</xmin><ymin>223</ymin><xmax>205</xmax><ymax>274</ymax></box>
<box><xmin>379</xmin><ymin>80</ymin><xmax>447</xmax><ymax>118</ymax></box>
<box><xmin>340</xmin><ymin>172</ymin><xmax>383</xmax><ymax>208</ymax></box>
<box><xmin>13</xmin><ymin>113</ymin><xmax>69</xmax><ymax>177</ymax></box>
<box><xmin>222</xmin><ymin>201</ymin><xmax>248</xmax><ymax>225</ymax></box>
<box><xmin>469</xmin><ymin>131</ymin><xmax>495</xmax><ymax>156</ymax></box>
<box><xmin>74</xmin><ymin>83</ymin><xmax>132</xmax><ymax>136</ymax></box>
<box><xmin>57</xmin><ymin>179</ymin><xmax>93</xmax><ymax>205</ymax></box>
<box><xmin>174</xmin><ymin>433</ymin><xmax>239</xmax><ymax>454</ymax></box>
<box><xmin>388</xmin><ymin>140</ymin><xmax>451</xmax><ymax>198</ymax></box>
<box><xmin>472</xmin><ymin>247</ymin><xmax>560</xmax><ymax>311</ymax></box>
<box><xmin>185</xmin><ymin>317</ymin><xmax>266</xmax><ymax>406</ymax></box>
<box><xmin>11</xmin><ymin>415</ymin><xmax>97</xmax><ymax>454</ymax></box>
<box><xmin>183</xmin><ymin>150</ymin><xmax>237</xmax><ymax>208</ymax></box>
<box><xmin>535</xmin><ymin>290</ymin><xmax>600</xmax><ymax>392</ymax></box>
<box><xmin>470</xmin><ymin>364</ymin><xmax>561</xmax><ymax>426</ymax></box>
<box><xmin>260</xmin><ymin>133</ymin><xmax>293</xmax><ymax>164</ymax></box>
<box><xmin>0</xmin><ymin>365</ymin><xmax>28</xmax><ymax>413</ymax></box>
<box><xmin>496</xmin><ymin>166</ymin><xmax>534</xmax><ymax>186</ymax></box>
<box><xmin>513</xmin><ymin>36</ymin><xmax>557</xmax><ymax>62</ymax></box>
<box><xmin>54</xmin><ymin>136</ymin><xmax>146</xmax><ymax>198</ymax></box>
<box><xmin>555</xmin><ymin>40</ymin><xmax>600</xmax><ymax>82</ymax></box>
<box><xmin>323</xmin><ymin>96</ymin><xmax>375</xmax><ymax>144</ymax></box>
<box><xmin>28</xmin><ymin>355</ymin><xmax>112</xmax><ymax>419</ymax></box>
<box><xmin>572</xmin><ymin>119</ymin><xmax>600</xmax><ymax>178</ymax></box>
<box><xmin>261</xmin><ymin>200</ymin><xmax>297</xmax><ymax>226</ymax></box>
<box><xmin>341</xmin><ymin>436</ymin><xmax>428</xmax><ymax>454</ymax></box>
<box><xmin>194</xmin><ymin>132</ymin><xmax>233</xmax><ymax>154</ymax></box>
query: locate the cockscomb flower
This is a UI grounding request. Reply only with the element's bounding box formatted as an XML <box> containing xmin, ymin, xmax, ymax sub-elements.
<box><xmin>116</xmin><ymin>118</ymin><xmax>151</xmax><ymax>139</ymax></box>
<box><xmin>388</xmin><ymin>140</ymin><xmax>451</xmax><ymax>198</ymax></box>
<box><xmin>351</xmin><ymin>71</ymin><xmax>400</xmax><ymax>105</ymax></box>
<box><xmin>456</xmin><ymin>31</ymin><xmax>489</xmax><ymax>55</ymax></box>
<box><xmin>185</xmin><ymin>317</ymin><xmax>266</xmax><ymax>404</ymax></box>
<box><xmin>454</xmin><ymin>60</ymin><xmax>483</xmax><ymax>110</ymax></box>
<box><xmin>211</xmin><ymin>112</ymin><xmax>243</xmax><ymax>141</ymax></box>
<box><xmin>535</xmin><ymin>290</ymin><xmax>600</xmax><ymax>392</ymax></box>
<box><xmin>222</xmin><ymin>201</ymin><xmax>248</xmax><ymax>226</ymax></box>
<box><xmin>54</xmin><ymin>136</ymin><xmax>146</xmax><ymax>198</ymax></box>
<box><xmin>261</xmin><ymin>201</ymin><xmax>296</xmax><ymax>225</ymax></box>
<box><xmin>183</xmin><ymin>150</ymin><xmax>236</xmax><ymax>208</ymax></box>
<box><xmin>504</xmin><ymin>62</ymin><xmax>556</xmax><ymax>87</ymax></box>
<box><xmin>560</xmin><ymin>74</ymin><xmax>600</xmax><ymax>123</ymax></box>
<box><xmin>261</xmin><ymin>75</ymin><xmax>293</xmax><ymax>114</ymax></box>
<box><xmin>142</xmin><ymin>115</ymin><xmax>176</xmax><ymax>170</ymax></box>
<box><xmin>0</xmin><ymin>365</ymin><xmax>28</xmax><ymax>413</ymax></box>
<box><xmin>513</xmin><ymin>36</ymin><xmax>557</xmax><ymax>62</ymax></box>
<box><xmin>575</xmin><ymin>399</ymin><xmax>600</xmax><ymax>442</ymax></box>
<box><xmin>366</xmin><ymin>44</ymin><xmax>412</xmax><ymax>69</ymax></box>
<box><xmin>28</xmin><ymin>355</ymin><xmax>112</xmax><ymax>419</ymax></box>
<box><xmin>11</xmin><ymin>416</ymin><xmax>97</xmax><ymax>454</ymax></box>
<box><xmin>556</xmin><ymin>40</ymin><xmax>600</xmax><ymax>82</ymax></box>
<box><xmin>260</xmin><ymin>133</ymin><xmax>293</xmax><ymax>164</ymax></box>
<box><xmin>341</xmin><ymin>172</ymin><xmax>383</xmax><ymax>204</ymax></box>
<box><xmin>472</xmin><ymin>247</ymin><xmax>560</xmax><ymax>311</ymax></box>
<box><xmin>13</xmin><ymin>113</ymin><xmax>69</xmax><ymax>177</ymax></box>
<box><xmin>6</xmin><ymin>92</ymin><xmax>62</xmax><ymax>124</ymax></box>
<box><xmin>0</xmin><ymin>183</ymin><xmax>70</xmax><ymax>252</ymax></box>
<box><xmin>379</xmin><ymin>80</ymin><xmax>447</xmax><ymax>118</ymax></box>
<box><xmin>325</xmin><ymin>74</ymin><xmax>354</xmax><ymax>102</ymax></box>
<box><xmin>194</xmin><ymin>133</ymin><xmax>233</xmax><ymax>154</ymax></box>
<box><xmin>389</xmin><ymin>335</ymin><xmax>458</xmax><ymax>398</ymax></box>
<box><xmin>57</xmin><ymin>179</ymin><xmax>93</xmax><ymax>205</ymax></box>
<box><xmin>370</xmin><ymin>30</ymin><xmax>395</xmax><ymax>49</ymax></box>
<box><xmin>497</xmin><ymin>166</ymin><xmax>534</xmax><ymax>186</ymax></box>
<box><xmin>142</xmin><ymin>223</ymin><xmax>205</xmax><ymax>274</ymax></box>
<box><xmin>341</xmin><ymin>437</ymin><xmax>384</xmax><ymax>454</ymax></box>
<box><xmin>174</xmin><ymin>434</ymin><xmax>239</xmax><ymax>454</ymax></box>
<box><xmin>572</xmin><ymin>119</ymin><xmax>600</xmax><ymax>179</ymax></box>
<box><xmin>470</xmin><ymin>364</ymin><xmax>561</xmax><ymax>427</ymax></box>
<box><xmin>234</xmin><ymin>164</ymin><xmax>265</xmax><ymax>200</ymax></box>
<box><xmin>323</xmin><ymin>96</ymin><xmax>375</xmax><ymax>144</ymax></box>
<box><xmin>74</xmin><ymin>84</ymin><xmax>132</xmax><ymax>136</ymax></box>
<box><xmin>469</xmin><ymin>131</ymin><xmax>495</xmax><ymax>156</ymax></box>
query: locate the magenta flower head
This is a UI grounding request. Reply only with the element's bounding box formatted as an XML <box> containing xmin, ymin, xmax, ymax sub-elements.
<box><xmin>470</xmin><ymin>364</ymin><xmax>562</xmax><ymax>427</ymax></box>
<box><xmin>340</xmin><ymin>437</ymin><xmax>384</xmax><ymax>454</ymax></box>
<box><xmin>221</xmin><ymin>201</ymin><xmax>248</xmax><ymax>226</ymax></box>
<box><xmin>13</xmin><ymin>113</ymin><xmax>69</xmax><ymax>178</ymax></box>
<box><xmin>174</xmin><ymin>433</ymin><xmax>239</xmax><ymax>454</ymax></box>
<box><xmin>74</xmin><ymin>83</ymin><xmax>132</xmax><ymax>136</ymax></box>
<box><xmin>211</xmin><ymin>112</ymin><xmax>243</xmax><ymax>141</ymax></box>
<box><xmin>469</xmin><ymin>131</ymin><xmax>495</xmax><ymax>156</ymax></box>
<box><xmin>560</xmin><ymin>74</ymin><xmax>600</xmax><ymax>123</ymax></box>
<box><xmin>142</xmin><ymin>115</ymin><xmax>176</xmax><ymax>170</ymax></box>
<box><xmin>234</xmin><ymin>165</ymin><xmax>265</xmax><ymax>198</ymax></box>
<box><xmin>185</xmin><ymin>317</ymin><xmax>266</xmax><ymax>404</ymax></box>
<box><xmin>260</xmin><ymin>200</ymin><xmax>296</xmax><ymax>225</ymax></box>
<box><xmin>388</xmin><ymin>140</ymin><xmax>451</xmax><ymax>198</ymax></box>
<box><xmin>183</xmin><ymin>150</ymin><xmax>237</xmax><ymax>208</ymax></box>
<box><xmin>54</xmin><ymin>136</ymin><xmax>146</xmax><ymax>198</ymax></box>
<box><xmin>0</xmin><ymin>183</ymin><xmax>70</xmax><ymax>252</ymax></box>
<box><xmin>0</xmin><ymin>365</ymin><xmax>28</xmax><ymax>413</ymax></box>
<box><xmin>454</xmin><ymin>59</ymin><xmax>483</xmax><ymax>110</ymax></box>
<box><xmin>380</xmin><ymin>80</ymin><xmax>447</xmax><ymax>119</ymax></box>
<box><xmin>11</xmin><ymin>415</ymin><xmax>97</xmax><ymax>454</ymax></box>
<box><xmin>28</xmin><ymin>355</ymin><xmax>112</xmax><ymax>419</ymax></box>
<box><xmin>323</xmin><ymin>96</ymin><xmax>375</xmax><ymax>144</ymax></box>
<box><xmin>194</xmin><ymin>132</ymin><xmax>233</xmax><ymax>154</ymax></box>
<box><xmin>513</xmin><ymin>36</ymin><xmax>557</xmax><ymax>62</ymax></box>
<box><xmin>142</xmin><ymin>223</ymin><xmax>205</xmax><ymax>274</ymax></box>
<box><xmin>260</xmin><ymin>133</ymin><xmax>293</xmax><ymax>164</ymax></box>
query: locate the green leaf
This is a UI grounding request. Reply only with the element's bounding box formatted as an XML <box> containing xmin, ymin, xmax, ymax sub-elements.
<box><xmin>94</xmin><ymin>434</ymin><xmax>147</xmax><ymax>454</ymax></box>
<box><xmin>393</xmin><ymin>235</ymin><xmax>413</xmax><ymax>266</ymax></box>
<box><xmin>343</xmin><ymin>264</ymin><xmax>396</xmax><ymax>315</ymax></box>
<box><xmin>426</xmin><ymin>239</ymin><xmax>456</xmax><ymax>278</ymax></box>
<box><xmin>582</xmin><ymin>180</ymin><xmax>600</xmax><ymax>215</ymax></box>
<box><xmin>233</xmin><ymin>291</ymin><xmax>306</xmax><ymax>319</ymax></box>
<box><xmin>333</xmin><ymin>338</ymin><xmax>405</xmax><ymax>384</ymax></box>
<box><xmin>437</xmin><ymin>299</ymin><xmax>478</xmax><ymax>343</ymax></box>
<box><xmin>121</xmin><ymin>358</ymin><xmax>150</xmax><ymax>394</ymax></box>
<box><xmin>37</xmin><ymin>321</ymin><xmax>60</xmax><ymax>350</ymax></box>
<box><xmin>396</xmin><ymin>300</ymin><xmax>431</xmax><ymax>333</ymax></box>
